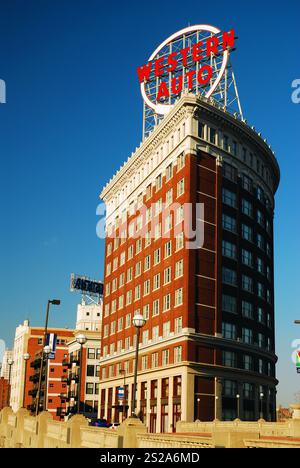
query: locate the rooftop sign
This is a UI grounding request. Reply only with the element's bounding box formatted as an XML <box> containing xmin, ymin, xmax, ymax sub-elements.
<box><xmin>137</xmin><ymin>25</ymin><xmax>235</xmax><ymax>117</ymax></box>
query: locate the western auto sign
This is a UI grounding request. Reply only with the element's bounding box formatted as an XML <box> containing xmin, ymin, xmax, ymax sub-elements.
<box><xmin>137</xmin><ymin>25</ymin><xmax>235</xmax><ymax>115</ymax></box>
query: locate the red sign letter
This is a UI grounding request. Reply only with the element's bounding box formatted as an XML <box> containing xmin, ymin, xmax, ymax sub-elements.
<box><xmin>171</xmin><ymin>75</ymin><xmax>183</xmax><ymax>95</ymax></box>
<box><xmin>197</xmin><ymin>65</ymin><xmax>213</xmax><ymax>85</ymax></box>
<box><xmin>154</xmin><ymin>57</ymin><xmax>165</xmax><ymax>77</ymax></box>
<box><xmin>222</xmin><ymin>28</ymin><xmax>235</xmax><ymax>51</ymax></box>
<box><xmin>137</xmin><ymin>63</ymin><xmax>152</xmax><ymax>83</ymax></box>
<box><xmin>192</xmin><ymin>41</ymin><xmax>204</xmax><ymax>62</ymax></box>
<box><xmin>186</xmin><ymin>70</ymin><xmax>196</xmax><ymax>89</ymax></box>
<box><xmin>179</xmin><ymin>47</ymin><xmax>190</xmax><ymax>67</ymax></box>
<box><xmin>206</xmin><ymin>36</ymin><xmax>219</xmax><ymax>57</ymax></box>
<box><xmin>166</xmin><ymin>52</ymin><xmax>178</xmax><ymax>73</ymax></box>
<box><xmin>156</xmin><ymin>81</ymin><xmax>169</xmax><ymax>101</ymax></box>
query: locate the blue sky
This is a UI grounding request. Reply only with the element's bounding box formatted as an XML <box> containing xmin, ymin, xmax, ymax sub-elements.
<box><xmin>0</xmin><ymin>0</ymin><xmax>299</xmax><ymax>406</ymax></box>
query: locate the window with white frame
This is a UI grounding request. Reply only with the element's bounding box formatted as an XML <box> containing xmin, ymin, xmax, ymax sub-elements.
<box><xmin>175</xmin><ymin>288</ymin><xmax>183</xmax><ymax>306</ymax></box>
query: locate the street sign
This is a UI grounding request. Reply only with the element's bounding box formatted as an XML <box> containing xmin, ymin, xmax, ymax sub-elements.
<box><xmin>296</xmin><ymin>350</ymin><xmax>300</xmax><ymax>373</ymax></box>
<box><xmin>46</xmin><ymin>333</ymin><xmax>57</xmax><ymax>360</ymax></box>
<box><xmin>118</xmin><ymin>387</ymin><xmax>125</xmax><ymax>400</ymax></box>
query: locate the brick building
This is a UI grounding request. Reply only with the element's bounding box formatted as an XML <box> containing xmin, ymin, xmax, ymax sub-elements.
<box><xmin>0</xmin><ymin>377</ymin><xmax>10</xmax><ymax>410</ymax></box>
<box><xmin>98</xmin><ymin>93</ymin><xmax>280</xmax><ymax>431</ymax></box>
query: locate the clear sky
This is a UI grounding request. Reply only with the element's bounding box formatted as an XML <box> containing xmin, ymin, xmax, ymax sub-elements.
<box><xmin>0</xmin><ymin>0</ymin><xmax>299</xmax><ymax>406</ymax></box>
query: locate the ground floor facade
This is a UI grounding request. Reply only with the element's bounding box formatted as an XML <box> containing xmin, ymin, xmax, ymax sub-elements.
<box><xmin>98</xmin><ymin>363</ymin><xmax>276</xmax><ymax>433</ymax></box>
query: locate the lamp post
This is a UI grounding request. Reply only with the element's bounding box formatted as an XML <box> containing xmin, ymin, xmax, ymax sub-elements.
<box><xmin>43</xmin><ymin>345</ymin><xmax>51</xmax><ymax>411</ymax></box>
<box><xmin>22</xmin><ymin>353</ymin><xmax>30</xmax><ymax>408</ymax></box>
<box><xmin>120</xmin><ymin>368</ymin><xmax>127</xmax><ymax>421</ymax></box>
<box><xmin>36</xmin><ymin>299</ymin><xmax>60</xmax><ymax>416</ymax></box>
<box><xmin>236</xmin><ymin>394</ymin><xmax>240</xmax><ymax>419</ymax></box>
<box><xmin>260</xmin><ymin>392</ymin><xmax>264</xmax><ymax>419</ymax></box>
<box><xmin>75</xmin><ymin>333</ymin><xmax>87</xmax><ymax>414</ymax></box>
<box><xmin>7</xmin><ymin>358</ymin><xmax>14</xmax><ymax>407</ymax></box>
<box><xmin>215</xmin><ymin>395</ymin><xmax>219</xmax><ymax>420</ymax></box>
<box><xmin>131</xmin><ymin>314</ymin><xmax>146</xmax><ymax>417</ymax></box>
<box><xmin>196</xmin><ymin>397</ymin><xmax>201</xmax><ymax>420</ymax></box>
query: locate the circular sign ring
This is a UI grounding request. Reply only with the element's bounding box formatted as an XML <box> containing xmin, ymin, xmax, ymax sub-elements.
<box><xmin>140</xmin><ymin>24</ymin><xmax>229</xmax><ymax>115</ymax></box>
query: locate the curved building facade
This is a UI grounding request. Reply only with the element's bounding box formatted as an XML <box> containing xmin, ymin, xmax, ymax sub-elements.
<box><xmin>99</xmin><ymin>94</ymin><xmax>280</xmax><ymax>431</ymax></box>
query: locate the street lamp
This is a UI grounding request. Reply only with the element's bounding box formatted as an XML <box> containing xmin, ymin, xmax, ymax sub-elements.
<box><xmin>43</xmin><ymin>345</ymin><xmax>51</xmax><ymax>411</ymax></box>
<box><xmin>75</xmin><ymin>333</ymin><xmax>87</xmax><ymax>414</ymax></box>
<box><xmin>131</xmin><ymin>314</ymin><xmax>146</xmax><ymax>417</ymax></box>
<box><xmin>236</xmin><ymin>394</ymin><xmax>240</xmax><ymax>419</ymax></box>
<box><xmin>7</xmin><ymin>358</ymin><xmax>14</xmax><ymax>407</ymax></box>
<box><xmin>196</xmin><ymin>397</ymin><xmax>201</xmax><ymax>420</ymax></box>
<box><xmin>215</xmin><ymin>395</ymin><xmax>219</xmax><ymax>420</ymax></box>
<box><xmin>120</xmin><ymin>368</ymin><xmax>127</xmax><ymax>421</ymax></box>
<box><xmin>22</xmin><ymin>353</ymin><xmax>30</xmax><ymax>408</ymax></box>
<box><xmin>36</xmin><ymin>299</ymin><xmax>61</xmax><ymax>416</ymax></box>
<box><xmin>260</xmin><ymin>392</ymin><xmax>264</xmax><ymax>419</ymax></box>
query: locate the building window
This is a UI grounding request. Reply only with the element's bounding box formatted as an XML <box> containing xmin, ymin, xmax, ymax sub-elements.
<box><xmin>166</xmin><ymin>163</ymin><xmax>173</xmax><ymax>181</ymax></box>
<box><xmin>175</xmin><ymin>288</ymin><xmax>183</xmax><ymax>307</ymax></box>
<box><xmin>162</xmin><ymin>349</ymin><xmax>169</xmax><ymax>366</ymax></box>
<box><xmin>222</xmin><ymin>240</ymin><xmax>237</xmax><ymax>260</ymax></box>
<box><xmin>166</xmin><ymin>188</ymin><xmax>173</xmax><ymax>206</ymax></box>
<box><xmin>177</xmin><ymin>179</ymin><xmax>185</xmax><ymax>197</ymax></box>
<box><xmin>222</xmin><ymin>267</ymin><xmax>237</xmax><ymax>286</ymax></box>
<box><xmin>222</xmin><ymin>162</ymin><xmax>237</xmax><ymax>182</ymax></box>
<box><xmin>153</xmin><ymin>299</ymin><xmax>160</xmax><ymax>317</ymax></box>
<box><xmin>258</xmin><ymin>307</ymin><xmax>265</xmax><ymax>324</ymax></box>
<box><xmin>209</xmin><ymin>127</ymin><xmax>217</xmax><ymax>144</ymax></box>
<box><xmin>153</xmin><ymin>274</ymin><xmax>160</xmax><ymax>291</ymax></box>
<box><xmin>242</xmin><ymin>224</ymin><xmax>253</xmax><ymax>242</ymax></box>
<box><xmin>176</xmin><ymin>232</ymin><xmax>184</xmax><ymax>251</ymax></box>
<box><xmin>223</xmin><ymin>380</ymin><xmax>237</xmax><ymax>397</ymax></box>
<box><xmin>156</xmin><ymin>174</ymin><xmax>162</xmax><ymax>190</ymax></box>
<box><xmin>164</xmin><ymin>266</ymin><xmax>172</xmax><ymax>285</ymax></box>
<box><xmin>175</xmin><ymin>259</ymin><xmax>184</xmax><ymax>278</ymax></box>
<box><xmin>257</xmin><ymin>257</ymin><xmax>264</xmax><ymax>274</ymax></box>
<box><xmin>222</xmin><ymin>214</ymin><xmax>236</xmax><ymax>233</ymax></box>
<box><xmin>86</xmin><ymin>383</ymin><xmax>94</xmax><ymax>395</ymax></box>
<box><xmin>174</xmin><ymin>317</ymin><xmax>183</xmax><ymax>334</ymax></box>
<box><xmin>154</xmin><ymin>248</ymin><xmax>161</xmax><ymax>265</ymax></box>
<box><xmin>163</xmin><ymin>294</ymin><xmax>171</xmax><ymax>312</ymax></box>
<box><xmin>257</xmin><ymin>282</ymin><xmax>264</xmax><ymax>298</ymax></box>
<box><xmin>151</xmin><ymin>353</ymin><xmax>159</xmax><ymax>368</ymax></box>
<box><xmin>222</xmin><ymin>294</ymin><xmax>237</xmax><ymax>314</ymax></box>
<box><xmin>88</xmin><ymin>349</ymin><xmax>95</xmax><ymax>359</ymax></box>
<box><xmin>242</xmin><ymin>275</ymin><xmax>253</xmax><ymax>293</ymax></box>
<box><xmin>174</xmin><ymin>346</ymin><xmax>182</xmax><ymax>363</ymax></box>
<box><xmin>243</xmin><ymin>355</ymin><xmax>253</xmax><ymax>371</ymax></box>
<box><xmin>198</xmin><ymin>122</ymin><xmax>205</xmax><ymax>139</ymax></box>
<box><xmin>177</xmin><ymin>153</ymin><xmax>185</xmax><ymax>170</ymax></box>
<box><xmin>222</xmin><ymin>351</ymin><xmax>236</xmax><ymax>367</ymax></box>
<box><xmin>144</xmin><ymin>279</ymin><xmax>151</xmax><ymax>296</ymax></box>
<box><xmin>222</xmin><ymin>188</ymin><xmax>237</xmax><ymax>208</ymax></box>
<box><xmin>242</xmin><ymin>301</ymin><xmax>253</xmax><ymax>319</ymax></box>
<box><xmin>143</xmin><ymin>304</ymin><xmax>150</xmax><ymax>320</ymax></box>
<box><xmin>257</xmin><ymin>233</ymin><xmax>264</xmax><ymax>250</ymax></box>
<box><xmin>242</xmin><ymin>174</ymin><xmax>253</xmax><ymax>192</ymax></box>
<box><xmin>242</xmin><ymin>327</ymin><xmax>253</xmax><ymax>345</ymax></box>
<box><xmin>242</xmin><ymin>199</ymin><xmax>253</xmax><ymax>217</ymax></box>
<box><xmin>223</xmin><ymin>134</ymin><xmax>229</xmax><ymax>151</ymax></box>
<box><xmin>257</xmin><ymin>210</ymin><xmax>264</xmax><ymax>227</ymax></box>
<box><xmin>222</xmin><ymin>322</ymin><xmax>237</xmax><ymax>340</ymax></box>
<box><xmin>86</xmin><ymin>365</ymin><xmax>95</xmax><ymax>377</ymax></box>
<box><xmin>242</xmin><ymin>249</ymin><xmax>253</xmax><ymax>267</ymax></box>
<box><xmin>164</xmin><ymin>241</ymin><xmax>172</xmax><ymax>258</ymax></box>
<box><xmin>243</xmin><ymin>383</ymin><xmax>254</xmax><ymax>400</ymax></box>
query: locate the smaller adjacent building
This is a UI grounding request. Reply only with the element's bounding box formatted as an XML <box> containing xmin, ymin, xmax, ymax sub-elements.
<box><xmin>0</xmin><ymin>350</ymin><xmax>14</xmax><ymax>381</ymax></box>
<box><xmin>64</xmin><ymin>330</ymin><xmax>101</xmax><ymax>419</ymax></box>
